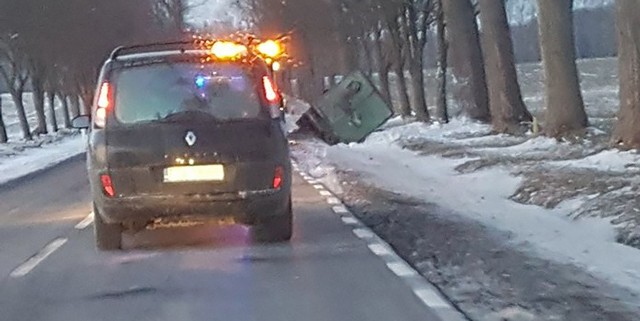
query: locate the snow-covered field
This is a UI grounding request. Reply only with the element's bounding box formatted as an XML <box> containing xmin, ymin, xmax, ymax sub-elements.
<box><xmin>0</xmin><ymin>93</ymin><xmax>85</xmax><ymax>186</ymax></box>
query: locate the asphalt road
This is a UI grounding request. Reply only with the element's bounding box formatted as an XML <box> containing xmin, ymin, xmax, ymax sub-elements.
<box><xmin>0</xmin><ymin>157</ymin><xmax>454</xmax><ymax>321</ymax></box>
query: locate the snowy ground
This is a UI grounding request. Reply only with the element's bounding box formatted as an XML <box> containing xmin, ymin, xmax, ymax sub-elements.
<box><xmin>289</xmin><ymin>120</ymin><xmax>640</xmax><ymax>320</ymax></box>
<box><xmin>287</xmin><ymin>56</ymin><xmax>640</xmax><ymax>319</ymax></box>
<box><xmin>0</xmin><ymin>93</ymin><xmax>85</xmax><ymax>186</ymax></box>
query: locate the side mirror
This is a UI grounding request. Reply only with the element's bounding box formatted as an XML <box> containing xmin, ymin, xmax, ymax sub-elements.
<box><xmin>72</xmin><ymin>115</ymin><xmax>91</xmax><ymax>129</ymax></box>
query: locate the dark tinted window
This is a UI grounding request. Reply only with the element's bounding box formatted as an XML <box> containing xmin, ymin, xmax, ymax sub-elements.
<box><xmin>114</xmin><ymin>62</ymin><xmax>263</xmax><ymax>124</ymax></box>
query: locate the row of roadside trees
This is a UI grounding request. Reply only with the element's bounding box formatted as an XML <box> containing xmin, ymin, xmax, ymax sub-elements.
<box><xmin>238</xmin><ymin>0</ymin><xmax>640</xmax><ymax>150</ymax></box>
<box><xmin>0</xmin><ymin>0</ymin><xmax>192</xmax><ymax>142</ymax></box>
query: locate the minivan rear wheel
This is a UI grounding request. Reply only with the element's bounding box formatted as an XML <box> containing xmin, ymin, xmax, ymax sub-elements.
<box><xmin>94</xmin><ymin>204</ymin><xmax>123</xmax><ymax>251</ymax></box>
<box><xmin>253</xmin><ymin>199</ymin><xmax>293</xmax><ymax>243</ymax></box>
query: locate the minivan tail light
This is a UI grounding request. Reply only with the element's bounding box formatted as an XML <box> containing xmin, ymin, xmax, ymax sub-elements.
<box><xmin>262</xmin><ymin>76</ymin><xmax>279</xmax><ymax>103</ymax></box>
<box><xmin>273</xmin><ymin>166</ymin><xmax>284</xmax><ymax>189</ymax></box>
<box><xmin>95</xmin><ymin>82</ymin><xmax>111</xmax><ymax>128</ymax></box>
<box><xmin>97</xmin><ymin>82</ymin><xmax>111</xmax><ymax>109</ymax></box>
<box><xmin>100</xmin><ymin>174</ymin><xmax>115</xmax><ymax>197</ymax></box>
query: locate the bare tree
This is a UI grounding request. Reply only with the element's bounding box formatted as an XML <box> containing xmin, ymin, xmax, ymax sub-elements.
<box><xmin>611</xmin><ymin>0</ymin><xmax>640</xmax><ymax>149</ymax></box>
<box><xmin>434</xmin><ymin>0</ymin><xmax>449</xmax><ymax>123</ymax></box>
<box><xmin>370</xmin><ymin>26</ymin><xmax>392</xmax><ymax>104</ymax></box>
<box><xmin>479</xmin><ymin>0</ymin><xmax>532</xmax><ymax>134</ymax></box>
<box><xmin>0</xmin><ymin>94</ymin><xmax>6</xmax><ymax>143</ymax></box>
<box><xmin>0</xmin><ymin>35</ymin><xmax>31</xmax><ymax>141</ymax></box>
<box><xmin>404</xmin><ymin>0</ymin><xmax>436</xmax><ymax>122</ymax></box>
<box><xmin>154</xmin><ymin>0</ymin><xmax>193</xmax><ymax>34</ymax></box>
<box><xmin>383</xmin><ymin>6</ymin><xmax>412</xmax><ymax>117</ymax></box>
<box><xmin>537</xmin><ymin>0</ymin><xmax>588</xmax><ymax>138</ymax></box>
<box><xmin>442</xmin><ymin>0</ymin><xmax>490</xmax><ymax>121</ymax></box>
<box><xmin>30</xmin><ymin>61</ymin><xmax>49</xmax><ymax>135</ymax></box>
<box><xmin>46</xmin><ymin>92</ymin><xmax>58</xmax><ymax>133</ymax></box>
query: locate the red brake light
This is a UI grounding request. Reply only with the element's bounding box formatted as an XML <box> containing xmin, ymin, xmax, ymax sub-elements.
<box><xmin>262</xmin><ymin>76</ymin><xmax>279</xmax><ymax>103</ymax></box>
<box><xmin>273</xmin><ymin>166</ymin><xmax>284</xmax><ymax>189</ymax></box>
<box><xmin>100</xmin><ymin>174</ymin><xmax>115</xmax><ymax>197</ymax></box>
<box><xmin>97</xmin><ymin>82</ymin><xmax>112</xmax><ymax>109</ymax></box>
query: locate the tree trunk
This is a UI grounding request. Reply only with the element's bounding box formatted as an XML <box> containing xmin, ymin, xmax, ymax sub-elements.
<box><xmin>612</xmin><ymin>0</ymin><xmax>640</xmax><ymax>149</ymax></box>
<box><xmin>479</xmin><ymin>0</ymin><xmax>532</xmax><ymax>134</ymax></box>
<box><xmin>442</xmin><ymin>0</ymin><xmax>490</xmax><ymax>121</ymax></box>
<box><xmin>32</xmin><ymin>80</ymin><xmax>48</xmax><ymax>135</ymax></box>
<box><xmin>70</xmin><ymin>95</ymin><xmax>82</xmax><ymax>117</ymax></box>
<box><xmin>408</xmin><ymin>59</ymin><xmax>429</xmax><ymax>122</ymax></box>
<box><xmin>359</xmin><ymin>36</ymin><xmax>373</xmax><ymax>76</ymax></box>
<box><xmin>386</xmin><ymin>14</ymin><xmax>411</xmax><ymax>117</ymax></box>
<box><xmin>406</xmin><ymin>5</ymin><xmax>429</xmax><ymax>122</ymax></box>
<box><xmin>371</xmin><ymin>31</ymin><xmax>392</xmax><ymax>105</ymax></box>
<box><xmin>392</xmin><ymin>54</ymin><xmax>411</xmax><ymax>117</ymax></box>
<box><xmin>435</xmin><ymin>1</ymin><xmax>450</xmax><ymax>123</ymax></box>
<box><xmin>0</xmin><ymin>96</ymin><xmax>7</xmax><ymax>143</ymax></box>
<box><xmin>10</xmin><ymin>91</ymin><xmax>32</xmax><ymax>141</ymax></box>
<box><xmin>59</xmin><ymin>93</ymin><xmax>72</xmax><ymax>128</ymax></box>
<box><xmin>47</xmin><ymin>92</ymin><xmax>58</xmax><ymax>132</ymax></box>
<box><xmin>537</xmin><ymin>0</ymin><xmax>588</xmax><ymax>138</ymax></box>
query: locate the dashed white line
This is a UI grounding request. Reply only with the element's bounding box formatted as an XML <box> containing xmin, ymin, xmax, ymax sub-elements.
<box><xmin>341</xmin><ymin>217</ymin><xmax>359</xmax><ymax>225</ymax></box>
<box><xmin>332</xmin><ymin>205</ymin><xmax>349</xmax><ymax>214</ymax></box>
<box><xmin>326</xmin><ymin>197</ymin><xmax>341</xmax><ymax>205</ymax></box>
<box><xmin>386</xmin><ymin>262</ymin><xmax>418</xmax><ymax>277</ymax></box>
<box><xmin>10</xmin><ymin>238</ymin><xmax>68</xmax><ymax>278</ymax></box>
<box><xmin>321</xmin><ymin>181</ymin><xmax>460</xmax><ymax>317</ymax></box>
<box><xmin>352</xmin><ymin>228</ymin><xmax>375</xmax><ymax>239</ymax></box>
<box><xmin>413</xmin><ymin>288</ymin><xmax>452</xmax><ymax>308</ymax></box>
<box><xmin>323</xmin><ymin>182</ymin><xmax>460</xmax><ymax>317</ymax></box>
<box><xmin>368</xmin><ymin>243</ymin><xmax>392</xmax><ymax>256</ymax></box>
<box><xmin>74</xmin><ymin>213</ymin><xmax>94</xmax><ymax>230</ymax></box>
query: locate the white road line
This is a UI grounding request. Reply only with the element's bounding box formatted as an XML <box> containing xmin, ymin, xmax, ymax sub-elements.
<box><xmin>413</xmin><ymin>289</ymin><xmax>452</xmax><ymax>308</ymax></box>
<box><xmin>368</xmin><ymin>243</ymin><xmax>392</xmax><ymax>256</ymax></box>
<box><xmin>319</xmin><ymin>190</ymin><xmax>332</xmax><ymax>196</ymax></box>
<box><xmin>341</xmin><ymin>217</ymin><xmax>359</xmax><ymax>225</ymax></box>
<box><xmin>307</xmin><ymin>180</ymin><xmax>319</xmax><ymax>184</ymax></box>
<box><xmin>352</xmin><ymin>228</ymin><xmax>375</xmax><ymax>239</ymax></box>
<box><xmin>74</xmin><ymin>213</ymin><xmax>94</xmax><ymax>230</ymax></box>
<box><xmin>386</xmin><ymin>262</ymin><xmax>418</xmax><ymax>277</ymax></box>
<box><xmin>313</xmin><ymin>184</ymin><xmax>324</xmax><ymax>190</ymax></box>
<box><xmin>332</xmin><ymin>205</ymin><xmax>349</xmax><ymax>214</ymax></box>
<box><xmin>327</xmin><ymin>197</ymin><xmax>341</xmax><ymax>205</ymax></box>
<box><xmin>10</xmin><ymin>238</ymin><xmax>68</xmax><ymax>278</ymax></box>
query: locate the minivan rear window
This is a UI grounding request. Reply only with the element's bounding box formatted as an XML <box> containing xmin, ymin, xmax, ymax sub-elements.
<box><xmin>113</xmin><ymin>62</ymin><xmax>263</xmax><ymax>124</ymax></box>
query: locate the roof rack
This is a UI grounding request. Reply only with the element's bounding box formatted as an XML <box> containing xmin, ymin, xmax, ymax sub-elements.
<box><xmin>109</xmin><ymin>41</ymin><xmax>199</xmax><ymax>60</ymax></box>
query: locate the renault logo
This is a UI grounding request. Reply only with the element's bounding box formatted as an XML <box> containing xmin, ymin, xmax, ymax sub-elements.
<box><xmin>185</xmin><ymin>131</ymin><xmax>197</xmax><ymax>147</ymax></box>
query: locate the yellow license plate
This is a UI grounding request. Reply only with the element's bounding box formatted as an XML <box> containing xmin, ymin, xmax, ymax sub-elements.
<box><xmin>163</xmin><ymin>165</ymin><xmax>225</xmax><ymax>182</ymax></box>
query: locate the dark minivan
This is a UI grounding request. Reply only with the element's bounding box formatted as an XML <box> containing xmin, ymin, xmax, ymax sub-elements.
<box><xmin>73</xmin><ymin>42</ymin><xmax>292</xmax><ymax>250</ymax></box>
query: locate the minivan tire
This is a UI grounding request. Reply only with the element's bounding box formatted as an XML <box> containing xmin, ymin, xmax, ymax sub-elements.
<box><xmin>253</xmin><ymin>199</ymin><xmax>293</xmax><ymax>243</ymax></box>
<box><xmin>94</xmin><ymin>204</ymin><xmax>123</xmax><ymax>251</ymax></box>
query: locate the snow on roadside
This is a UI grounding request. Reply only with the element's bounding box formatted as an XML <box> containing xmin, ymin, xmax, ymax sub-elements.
<box><xmin>292</xmin><ymin>120</ymin><xmax>640</xmax><ymax>295</ymax></box>
<box><xmin>0</xmin><ymin>134</ymin><xmax>85</xmax><ymax>186</ymax></box>
<box><xmin>1</xmin><ymin>92</ymin><xmax>85</xmax><ymax>185</ymax></box>
<box><xmin>548</xmin><ymin>149</ymin><xmax>640</xmax><ymax>173</ymax></box>
<box><xmin>283</xmin><ymin>95</ymin><xmax>311</xmax><ymax>134</ymax></box>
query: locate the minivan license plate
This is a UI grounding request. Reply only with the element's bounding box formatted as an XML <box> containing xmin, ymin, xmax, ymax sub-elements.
<box><xmin>163</xmin><ymin>165</ymin><xmax>225</xmax><ymax>182</ymax></box>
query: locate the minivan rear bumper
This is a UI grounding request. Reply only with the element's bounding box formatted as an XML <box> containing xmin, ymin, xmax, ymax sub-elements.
<box><xmin>96</xmin><ymin>188</ymin><xmax>289</xmax><ymax>226</ymax></box>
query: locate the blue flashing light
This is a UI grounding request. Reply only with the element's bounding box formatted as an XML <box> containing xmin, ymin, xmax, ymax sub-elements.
<box><xmin>195</xmin><ymin>75</ymin><xmax>206</xmax><ymax>89</ymax></box>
